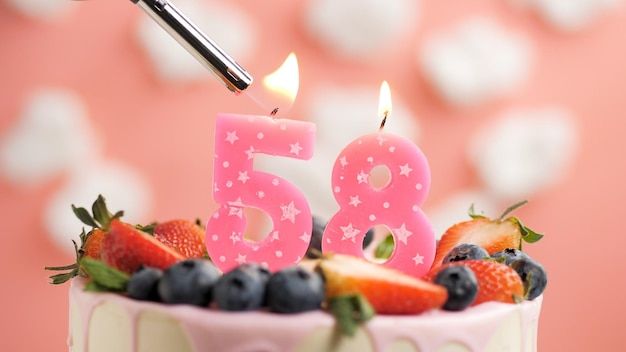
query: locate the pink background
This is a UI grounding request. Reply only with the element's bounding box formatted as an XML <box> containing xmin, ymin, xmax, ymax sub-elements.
<box><xmin>1</xmin><ymin>0</ymin><xmax>625</xmax><ymax>351</ymax></box>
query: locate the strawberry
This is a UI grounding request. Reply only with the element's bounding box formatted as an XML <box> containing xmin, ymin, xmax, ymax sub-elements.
<box><xmin>143</xmin><ymin>219</ymin><xmax>207</xmax><ymax>258</ymax></box>
<box><xmin>45</xmin><ymin>195</ymin><xmax>124</xmax><ymax>284</ymax></box>
<box><xmin>82</xmin><ymin>229</ymin><xmax>106</xmax><ymax>259</ymax></box>
<box><xmin>318</xmin><ymin>254</ymin><xmax>447</xmax><ymax>315</ymax></box>
<box><xmin>432</xmin><ymin>200</ymin><xmax>543</xmax><ymax>269</ymax></box>
<box><xmin>100</xmin><ymin>220</ymin><xmax>185</xmax><ymax>274</ymax></box>
<box><xmin>425</xmin><ymin>260</ymin><xmax>524</xmax><ymax>306</ymax></box>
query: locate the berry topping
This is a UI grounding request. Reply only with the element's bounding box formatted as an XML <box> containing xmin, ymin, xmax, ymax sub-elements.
<box><xmin>427</xmin><ymin>260</ymin><xmax>524</xmax><ymax>306</ymax></box>
<box><xmin>157</xmin><ymin>259</ymin><xmax>221</xmax><ymax>307</ymax></box>
<box><xmin>318</xmin><ymin>254</ymin><xmax>447</xmax><ymax>315</ymax></box>
<box><xmin>143</xmin><ymin>219</ymin><xmax>207</xmax><ymax>259</ymax></box>
<box><xmin>442</xmin><ymin>243</ymin><xmax>490</xmax><ymax>264</ymax></box>
<box><xmin>127</xmin><ymin>266</ymin><xmax>163</xmax><ymax>302</ymax></box>
<box><xmin>433</xmin><ymin>266</ymin><xmax>478</xmax><ymax>311</ymax></box>
<box><xmin>509</xmin><ymin>257</ymin><xmax>547</xmax><ymax>300</ymax></box>
<box><xmin>213</xmin><ymin>263</ymin><xmax>271</xmax><ymax>311</ymax></box>
<box><xmin>433</xmin><ymin>201</ymin><xmax>543</xmax><ymax>269</ymax></box>
<box><xmin>100</xmin><ymin>220</ymin><xmax>185</xmax><ymax>274</ymax></box>
<box><xmin>266</xmin><ymin>266</ymin><xmax>325</xmax><ymax>314</ymax></box>
<box><xmin>491</xmin><ymin>248</ymin><xmax>530</xmax><ymax>265</ymax></box>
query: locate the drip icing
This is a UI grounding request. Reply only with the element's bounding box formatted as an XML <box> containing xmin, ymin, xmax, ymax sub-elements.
<box><xmin>69</xmin><ymin>277</ymin><xmax>543</xmax><ymax>352</ymax></box>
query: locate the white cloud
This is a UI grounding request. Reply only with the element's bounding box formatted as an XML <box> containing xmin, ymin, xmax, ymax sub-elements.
<box><xmin>304</xmin><ymin>0</ymin><xmax>419</xmax><ymax>61</ymax></box>
<box><xmin>419</xmin><ymin>17</ymin><xmax>533</xmax><ymax>107</ymax></box>
<box><xmin>469</xmin><ymin>107</ymin><xmax>578</xmax><ymax>201</ymax></box>
<box><xmin>45</xmin><ymin>159</ymin><xmax>152</xmax><ymax>254</ymax></box>
<box><xmin>510</xmin><ymin>0</ymin><xmax>623</xmax><ymax>31</ymax></box>
<box><xmin>5</xmin><ymin>0</ymin><xmax>74</xmax><ymax>20</ymax></box>
<box><xmin>0</xmin><ymin>89</ymin><xmax>102</xmax><ymax>186</ymax></box>
<box><xmin>136</xmin><ymin>0</ymin><xmax>256</xmax><ymax>83</ymax></box>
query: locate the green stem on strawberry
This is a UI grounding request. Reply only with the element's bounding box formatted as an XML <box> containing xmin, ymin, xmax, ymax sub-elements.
<box><xmin>327</xmin><ymin>294</ymin><xmax>376</xmax><ymax>337</ymax></box>
<box><xmin>80</xmin><ymin>258</ymin><xmax>130</xmax><ymax>292</ymax></box>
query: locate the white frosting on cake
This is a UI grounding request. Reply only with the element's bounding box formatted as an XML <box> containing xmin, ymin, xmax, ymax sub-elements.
<box><xmin>68</xmin><ymin>277</ymin><xmax>542</xmax><ymax>352</ymax></box>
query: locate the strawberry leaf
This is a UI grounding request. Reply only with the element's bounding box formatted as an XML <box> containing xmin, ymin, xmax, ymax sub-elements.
<box><xmin>72</xmin><ymin>205</ymin><xmax>99</xmax><ymax>228</ymax></box>
<box><xmin>515</xmin><ymin>218</ymin><xmax>544</xmax><ymax>244</ymax></box>
<box><xmin>374</xmin><ymin>234</ymin><xmax>394</xmax><ymax>260</ymax></box>
<box><xmin>80</xmin><ymin>258</ymin><xmax>129</xmax><ymax>292</ymax></box>
<box><xmin>498</xmin><ymin>200</ymin><xmax>528</xmax><ymax>221</ymax></box>
<box><xmin>327</xmin><ymin>294</ymin><xmax>376</xmax><ymax>336</ymax></box>
<box><xmin>468</xmin><ymin>204</ymin><xmax>487</xmax><ymax>219</ymax></box>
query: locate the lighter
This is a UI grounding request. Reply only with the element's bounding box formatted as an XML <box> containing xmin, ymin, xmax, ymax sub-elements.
<box><xmin>131</xmin><ymin>0</ymin><xmax>253</xmax><ymax>94</ymax></box>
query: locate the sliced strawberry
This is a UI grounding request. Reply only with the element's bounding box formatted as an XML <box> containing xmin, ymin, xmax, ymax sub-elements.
<box><xmin>150</xmin><ymin>219</ymin><xmax>207</xmax><ymax>258</ymax></box>
<box><xmin>318</xmin><ymin>254</ymin><xmax>447</xmax><ymax>315</ymax></box>
<box><xmin>100</xmin><ymin>220</ymin><xmax>185</xmax><ymax>274</ymax></box>
<box><xmin>425</xmin><ymin>260</ymin><xmax>524</xmax><ymax>305</ymax></box>
<box><xmin>432</xmin><ymin>201</ymin><xmax>543</xmax><ymax>269</ymax></box>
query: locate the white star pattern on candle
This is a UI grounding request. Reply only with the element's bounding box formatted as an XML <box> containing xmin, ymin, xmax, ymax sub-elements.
<box><xmin>237</xmin><ymin>171</ymin><xmax>250</xmax><ymax>183</ymax></box>
<box><xmin>357</xmin><ymin>170</ymin><xmax>368</xmax><ymax>184</ymax></box>
<box><xmin>349</xmin><ymin>195</ymin><xmax>361</xmax><ymax>207</ymax></box>
<box><xmin>412</xmin><ymin>252</ymin><xmax>424</xmax><ymax>265</ymax></box>
<box><xmin>229</xmin><ymin>232</ymin><xmax>242</xmax><ymax>244</ymax></box>
<box><xmin>213</xmin><ymin>182</ymin><xmax>219</xmax><ymax>192</ymax></box>
<box><xmin>245</xmin><ymin>146</ymin><xmax>256</xmax><ymax>160</ymax></box>
<box><xmin>393</xmin><ymin>223</ymin><xmax>413</xmax><ymax>245</ymax></box>
<box><xmin>340</xmin><ymin>156</ymin><xmax>348</xmax><ymax>167</ymax></box>
<box><xmin>299</xmin><ymin>232</ymin><xmax>311</xmax><ymax>242</ymax></box>
<box><xmin>270</xmin><ymin>231</ymin><xmax>280</xmax><ymax>242</ymax></box>
<box><xmin>399</xmin><ymin>163</ymin><xmax>413</xmax><ymax>177</ymax></box>
<box><xmin>289</xmin><ymin>141</ymin><xmax>303</xmax><ymax>155</ymax></box>
<box><xmin>376</xmin><ymin>135</ymin><xmax>387</xmax><ymax>146</ymax></box>
<box><xmin>225</xmin><ymin>131</ymin><xmax>239</xmax><ymax>144</ymax></box>
<box><xmin>340</xmin><ymin>223</ymin><xmax>361</xmax><ymax>243</ymax></box>
<box><xmin>227</xmin><ymin>197</ymin><xmax>244</xmax><ymax>218</ymax></box>
<box><xmin>280</xmin><ymin>201</ymin><xmax>301</xmax><ymax>223</ymax></box>
<box><xmin>235</xmin><ymin>253</ymin><xmax>247</xmax><ymax>264</ymax></box>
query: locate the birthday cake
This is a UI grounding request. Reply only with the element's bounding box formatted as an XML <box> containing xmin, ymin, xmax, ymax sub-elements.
<box><xmin>48</xmin><ymin>196</ymin><xmax>546</xmax><ymax>352</ymax></box>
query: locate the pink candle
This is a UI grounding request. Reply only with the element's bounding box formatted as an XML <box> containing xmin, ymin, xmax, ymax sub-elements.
<box><xmin>322</xmin><ymin>82</ymin><xmax>435</xmax><ymax>277</ymax></box>
<box><xmin>206</xmin><ymin>114</ymin><xmax>316</xmax><ymax>272</ymax></box>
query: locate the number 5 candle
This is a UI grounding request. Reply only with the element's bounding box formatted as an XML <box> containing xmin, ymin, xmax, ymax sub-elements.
<box><xmin>206</xmin><ymin>54</ymin><xmax>316</xmax><ymax>273</ymax></box>
<box><xmin>322</xmin><ymin>81</ymin><xmax>436</xmax><ymax>277</ymax></box>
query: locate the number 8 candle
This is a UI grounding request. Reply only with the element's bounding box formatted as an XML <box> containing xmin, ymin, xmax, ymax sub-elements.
<box><xmin>206</xmin><ymin>54</ymin><xmax>316</xmax><ymax>273</ymax></box>
<box><xmin>322</xmin><ymin>81</ymin><xmax>436</xmax><ymax>277</ymax></box>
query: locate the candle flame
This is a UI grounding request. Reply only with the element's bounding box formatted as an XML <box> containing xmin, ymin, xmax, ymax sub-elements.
<box><xmin>263</xmin><ymin>53</ymin><xmax>299</xmax><ymax>108</ymax></box>
<box><xmin>378</xmin><ymin>81</ymin><xmax>392</xmax><ymax>130</ymax></box>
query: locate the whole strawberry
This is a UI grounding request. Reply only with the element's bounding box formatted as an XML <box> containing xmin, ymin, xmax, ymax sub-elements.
<box><xmin>433</xmin><ymin>201</ymin><xmax>543</xmax><ymax>269</ymax></box>
<box><xmin>151</xmin><ymin>219</ymin><xmax>207</xmax><ymax>258</ymax></box>
<box><xmin>426</xmin><ymin>260</ymin><xmax>524</xmax><ymax>306</ymax></box>
<box><xmin>318</xmin><ymin>254</ymin><xmax>447</xmax><ymax>315</ymax></box>
<box><xmin>100</xmin><ymin>220</ymin><xmax>185</xmax><ymax>274</ymax></box>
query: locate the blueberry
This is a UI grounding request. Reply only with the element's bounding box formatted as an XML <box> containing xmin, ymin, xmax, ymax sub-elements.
<box><xmin>157</xmin><ymin>259</ymin><xmax>221</xmax><ymax>307</ymax></box>
<box><xmin>266</xmin><ymin>266</ymin><xmax>325</xmax><ymax>313</ymax></box>
<box><xmin>509</xmin><ymin>258</ymin><xmax>547</xmax><ymax>300</ymax></box>
<box><xmin>434</xmin><ymin>265</ymin><xmax>478</xmax><ymax>311</ymax></box>
<box><xmin>491</xmin><ymin>248</ymin><xmax>530</xmax><ymax>265</ymax></box>
<box><xmin>306</xmin><ymin>216</ymin><xmax>374</xmax><ymax>259</ymax></box>
<box><xmin>362</xmin><ymin>228</ymin><xmax>374</xmax><ymax>249</ymax></box>
<box><xmin>442</xmin><ymin>244</ymin><xmax>489</xmax><ymax>264</ymax></box>
<box><xmin>213</xmin><ymin>263</ymin><xmax>270</xmax><ymax>311</ymax></box>
<box><xmin>305</xmin><ymin>216</ymin><xmax>326</xmax><ymax>259</ymax></box>
<box><xmin>127</xmin><ymin>266</ymin><xmax>163</xmax><ymax>302</ymax></box>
